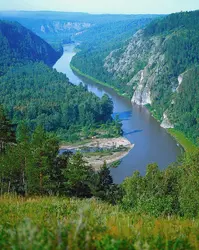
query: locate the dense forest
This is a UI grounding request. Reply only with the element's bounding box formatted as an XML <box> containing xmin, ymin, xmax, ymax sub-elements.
<box><xmin>0</xmin><ymin>62</ymin><xmax>118</xmax><ymax>141</ymax></box>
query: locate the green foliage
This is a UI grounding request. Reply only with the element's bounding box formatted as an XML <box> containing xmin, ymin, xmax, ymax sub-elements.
<box><xmin>143</xmin><ymin>11</ymin><xmax>199</xmax><ymax>144</ymax></box>
<box><xmin>145</xmin><ymin>10</ymin><xmax>199</xmax><ymax>36</ymax></box>
<box><xmin>72</xmin><ymin>10</ymin><xmax>199</xmax><ymax>145</ymax></box>
<box><xmin>168</xmin><ymin>66</ymin><xmax>199</xmax><ymax>144</ymax></box>
<box><xmin>168</xmin><ymin>129</ymin><xmax>197</xmax><ymax>152</ymax></box>
<box><xmin>0</xmin><ymin>107</ymin><xmax>116</xmax><ymax>199</ymax></box>
<box><xmin>121</xmin><ymin>149</ymin><xmax>199</xmax><ymax>218</ymax></box>
<box><xmin>91</xmin><ymin>162</ymin><xmax>122</xmax><ymax>204</ymax></box>
<box><xmin>96</xmin><ymin>235</ymin><xmax>134</xmax><ymax>250</ymax></box>
<box><xmin>0</xmin><ymin>20</ymin><xmax>119</xmax><ymax>142</ymax></box>
<box><xmin>64</xmin><ymin>152</ymin><xmax>93</xmax><ymax>197</ymax></box>
<box><xmin>0</xmin><ymin>105</ymin><xmax>16</xmax><ymax>153</ymax></box>
<box><xmin>0</xmin><ymin>196</ymin><xmax>198</xmax><ymax>249</ymax></box>
<box><xmin>0</xmin><ymin>62</ymin><xmax>116</xmax><ymax>141</ymax></box>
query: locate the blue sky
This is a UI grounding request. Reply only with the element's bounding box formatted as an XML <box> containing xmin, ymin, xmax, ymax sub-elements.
<box><xmin>0</xmin><ymin>0</ymin><xmax>199</xmax><ymax>14</ymax></box>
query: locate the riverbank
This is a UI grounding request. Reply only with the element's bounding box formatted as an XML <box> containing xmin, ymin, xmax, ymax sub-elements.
<box><xmin>60</xmin><ymin>137</ymin><xmax>134</xmax><ymax>170</ymax></box>
<box><xmin>167</xmin><ymin>129</ymin><xmax>197</xmax><ymax>153</ymax></box>
<box><xmin>70</xmin><ymin>64</ymin><xmax>130</xmax><ymax>99</ymax></box>
<box><xmin>71</xmin><ymin>64</ymin><xmax>197</xmax><ymax>153</ymax></box>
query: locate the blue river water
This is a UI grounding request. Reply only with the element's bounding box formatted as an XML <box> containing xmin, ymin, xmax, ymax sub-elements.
<box><xmin>53</xmin><ymin>44</ymin><xmax>182</xmax><ymax>183</ymax></box>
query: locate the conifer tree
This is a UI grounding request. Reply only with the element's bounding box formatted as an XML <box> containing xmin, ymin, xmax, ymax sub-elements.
<box><xmin>0</xmin><ymin>106</ymin><xmax>16</xmax><ymax>153</ymax></box>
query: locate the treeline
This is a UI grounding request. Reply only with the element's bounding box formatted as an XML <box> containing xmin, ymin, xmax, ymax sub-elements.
<box><xmin>122</xmin><ymin>150</ymin><xmax>199</xmax><ymax>218</ymax></box>
<box><xmin>1</xmin><ymin>106</ymin><xmax>199</xmax><ymax>218</ymax></box>
<box><xmin>144</xmin><ymin>10</ymin><xmax>199</xmax><ymax>36</ymax></box>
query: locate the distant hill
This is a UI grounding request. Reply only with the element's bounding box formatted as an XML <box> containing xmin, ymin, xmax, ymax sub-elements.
<box><xmin>0</xmin><ymin>11</ymin><xmax>163</xmax><ymax>45</ymax></box>
<box><xmin>0</xmin><ymin>20</ymin><xmax>61</xmax><ymax>76</ymax></box>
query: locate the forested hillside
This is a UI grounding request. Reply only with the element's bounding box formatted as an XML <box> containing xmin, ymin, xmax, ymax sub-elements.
<box><xmin>72</xmin><ymin>10</ymin><xmax>199</xmax><ymax>146</ymax></box>
<box><xmin>0</xmin><ymin>20</ymin><xmax>119</xmax><ymax>141</ymax></box>
<box><xmin>0</xmin><ymin>20</ymin><xmax>61</xmax><ymax>75</ymax></box>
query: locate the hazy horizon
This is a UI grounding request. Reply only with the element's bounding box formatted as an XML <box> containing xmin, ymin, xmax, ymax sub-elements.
<box><xmin>0</xmin><ymin>0</ymin><xmax>199</xmax><ymax>15</ymax></box>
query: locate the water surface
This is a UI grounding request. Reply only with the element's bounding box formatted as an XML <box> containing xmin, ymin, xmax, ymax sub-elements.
<box><xmin>53</xmin><ymin>44</ymin><xmax>182</xmax><ymax>183</ymax></box>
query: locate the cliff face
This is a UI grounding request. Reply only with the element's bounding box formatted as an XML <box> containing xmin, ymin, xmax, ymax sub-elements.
<box><xmin>104</xmin><ymin>29</ymin><xmax>186</xmax><ymax>127</ymax></box>
<box><xmin>104</xmin><ymin>29</ymin><xmax>176</xmax><ymax>106</ymax></box>
<box><xmin>39</xmin><ymin>21</ymin><xmax>92</xmax><ymax>34</ymax></box>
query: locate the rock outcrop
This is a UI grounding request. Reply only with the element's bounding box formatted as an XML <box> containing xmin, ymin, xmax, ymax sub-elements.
<box><xmin>40</xmin><ymin>22</ymin><xmax>92</xmax><ymax>34</ymax></box>
<box><xmin>160</xmin><ymin>112</ymin><xmax>174</xmax><ymax>129</ymax></box>
<box><xmin>104</xmin><ymin>30</ymin><xmax>169</xmax><ymax>107</ymax></box>
<box><xmin>103</xmin><ymin>29</ymin><xmax>180</xmax><ymax>124</ymax></box>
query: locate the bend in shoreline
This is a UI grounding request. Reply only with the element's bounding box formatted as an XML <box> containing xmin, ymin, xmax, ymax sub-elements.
<box><xmin>70</xmin><ymin>63</ymin><xmax>197</xmax><ymax>152</ymax></box>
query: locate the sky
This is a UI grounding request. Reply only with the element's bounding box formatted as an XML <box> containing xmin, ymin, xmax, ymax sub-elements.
<box><xmin>0</xmin><ymin>0</ymin><xmax>199</xmax><ymax>14</ymax></box>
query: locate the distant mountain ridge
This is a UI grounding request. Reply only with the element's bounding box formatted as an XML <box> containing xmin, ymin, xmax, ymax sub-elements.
<box><xmin>0</xmin><ymin>11</ymin><xmax>163</xmax><ymax>45</ymax></box>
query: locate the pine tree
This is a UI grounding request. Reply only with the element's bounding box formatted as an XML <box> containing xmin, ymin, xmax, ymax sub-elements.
<box><xmin>64</xmin><ymin>152</ymin><xmax>93</xmax><ymax>197</ymax></box>
<box><xmin>0</xmin><ymin>106</ymin><xmax>16</xmax><ymax>153</ymax></box>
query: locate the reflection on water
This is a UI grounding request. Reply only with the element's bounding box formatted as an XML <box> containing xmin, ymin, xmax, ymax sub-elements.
<box><xmin>53</xmin><ymin>44</ymin><xmax>182</xmax><ymax>184</ymax></box>
<box><xmin>124</xmin><ymin>130</ymin><xmax>143</xmax><ymax>136</ymax></box>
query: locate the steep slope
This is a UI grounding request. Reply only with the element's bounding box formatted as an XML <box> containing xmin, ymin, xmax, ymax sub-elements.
<box><xmin>0</xmin><ymin>20</ymin><xmax>61</xmax><ymax>75</ymax></box>
<box><xmin>104</xmin><ymin>10</ymin><xmax>199</xmax><ymax>144</ymax></box>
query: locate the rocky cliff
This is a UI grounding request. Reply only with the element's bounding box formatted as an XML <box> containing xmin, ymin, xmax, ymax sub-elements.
<box><xmin>104</xmin><ymin>29</ymin><xmax>178</xmax><ymax>109</ymax></box>
<box><xmin>104</xmin><ymin>10</ymin><xmax>199</xmax><ymax>140</ymax></box>
<box><xmin>39</xmin><ymin>21</ymin><xmax>92</xmax><ymax>34</ymax></box>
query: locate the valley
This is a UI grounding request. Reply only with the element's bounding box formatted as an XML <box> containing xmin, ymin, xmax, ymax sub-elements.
<box><xmin>0</xmin><ymin>7</ymin><xmax>199</xmax><ymax>250</ymax></box>
<box><xmin>54</xmin><ymin>44</ymin><xmax>182</xmax><ymax>183</ymax></box>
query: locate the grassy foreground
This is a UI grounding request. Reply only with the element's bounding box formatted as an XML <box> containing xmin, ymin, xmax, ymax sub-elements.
<box><xmin>0</xmin><ymin>195</ymin><xmax>199</xmax><ymax>250</ymax></box>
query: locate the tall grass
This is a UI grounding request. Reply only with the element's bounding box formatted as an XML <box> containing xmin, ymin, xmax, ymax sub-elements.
<box><xmin>0</xmin><ymin>195</ymin><xmax>199</xmax><ymax>249</ymax></box>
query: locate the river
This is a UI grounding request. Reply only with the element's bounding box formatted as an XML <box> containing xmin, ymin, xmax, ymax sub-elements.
<box><xmin>53</xmin><ymin>44</ymin><xmax>182</xmax><ymax>184</ymax></box>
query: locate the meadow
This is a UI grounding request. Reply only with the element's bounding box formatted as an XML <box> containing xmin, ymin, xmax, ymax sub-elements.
<box><xmin>0</xmin><ymin>195</ymin><xmax>199</xmax><ymax>250</ymax></box>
